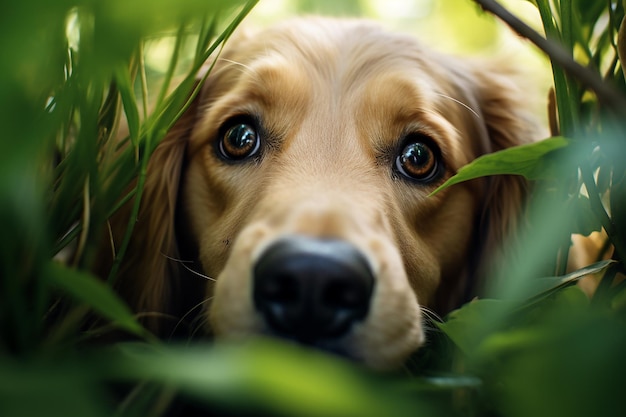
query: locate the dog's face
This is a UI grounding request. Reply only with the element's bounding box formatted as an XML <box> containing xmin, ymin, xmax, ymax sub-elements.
<box><xmin>112</xmin><ymin>18</ymin><xmax>536</xmax><ymax>370</ymax></box>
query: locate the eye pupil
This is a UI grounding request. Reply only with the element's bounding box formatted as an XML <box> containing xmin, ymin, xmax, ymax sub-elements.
<box><xmin>396</xmin><ymin>141</ymin><xmax>438</xmax><ymax>181</ymax></box>
<box><xmin>220</xmin><ymin>122</ymin><xmax>260</xmax><ymax>160</ymax></box>
<box><xmin>402</xmin><ymin>143</ymin><xmax>431</xmax><ymax>168</ymax></box>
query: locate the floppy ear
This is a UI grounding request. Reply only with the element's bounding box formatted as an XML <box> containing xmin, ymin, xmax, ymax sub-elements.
<box><xmin>99</xmin><ymin>93</ymin><xmax>200</xmax><ymax>334</ymax></box>
<box><xmin>472</xmin><ymin>67</ymin><xmax>539</xmax><ymax>290</ymax></box>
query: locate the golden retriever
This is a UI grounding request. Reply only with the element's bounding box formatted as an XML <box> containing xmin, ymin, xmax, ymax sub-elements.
<box><xmin>100</xmin><ymin>17</ymin><xmax>538</xmax><ymax>369</ymax></box>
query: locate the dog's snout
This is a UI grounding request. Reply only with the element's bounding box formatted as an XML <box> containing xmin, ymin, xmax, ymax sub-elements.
<box><xmin>253</xmin><ymin>237</ymin><xmax>374</xmax><ymax>343</ymax></box>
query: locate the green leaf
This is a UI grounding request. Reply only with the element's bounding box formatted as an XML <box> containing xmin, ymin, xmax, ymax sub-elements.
<box><xmin>610</xmin><ymin>167</ymin><xmax>626</xmax><ymax>244</ymax></box>
<box><xmin>431</xmin><ymin>137</ymin><xmax>569</xmax><ymax>195</ymax></box>
<box><xmin>114</xmin><ymin>66</ymin><xmax>140</xmax><ymax>146</ymax></box>
<box><xmin>110</xmin><ymin>340</ymin><xmax>440</xmax><ymax>417</ymax></box>
<box><xmin>399</xmin><ymin>374</ymin><xmax>482</xmax><ymax>392</ymax></box>
<box><xmin>46</xmin><ymin>262</ymin><xmax>145</xmax><ymax>337</ymax></box>
<box><xmin>569</xmin><ymin>195</ymin><xmax>603</xmax><ymax>236</ymax></box>
<box><xmin>517</xmin><ymin>260</ymin><xmax>615</xmax><ymax>307</ymax></box>
<box><xmin>0</xmin><ymin>358</ymin><xmax>111</xmax><ymax>417</ymax></box>
<box><xmin>436</xmin><ymin>299</ymin><xmax>511</xmax><ymax>356</ymax></box>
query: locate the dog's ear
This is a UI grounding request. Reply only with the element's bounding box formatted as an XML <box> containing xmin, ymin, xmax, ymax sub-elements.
<box><xmin>99</xmin><ymin>88</ymin><xmax>201</xmax><ymax>334</ymax></box>
<box><xmin>472</xmin><ymin>66</ymin><xmax>539</xmax><ymax>292</ymax></box>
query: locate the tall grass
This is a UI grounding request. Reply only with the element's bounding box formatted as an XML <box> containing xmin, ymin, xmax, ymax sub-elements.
<box><xmin>1</xmin><ymin>1</ymin><xmax>626</xmax><ymax>416</ymax></box>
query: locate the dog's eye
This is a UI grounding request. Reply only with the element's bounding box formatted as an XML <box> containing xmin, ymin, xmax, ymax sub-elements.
<box><xmin>218</xmin><ymin>120</ymin><xmax>260</xmax><ymax>161</ymax></box>
<box><xmin>395</xmin><ymin>140</ymin><xmax>439</xmax><ymax>182</ymax></box>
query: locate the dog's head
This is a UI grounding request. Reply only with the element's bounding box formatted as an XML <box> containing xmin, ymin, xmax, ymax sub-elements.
<box><xmin>106</xmin><ymin>18</ymin><xmax>537</xmax><ymax>369</ymax></box>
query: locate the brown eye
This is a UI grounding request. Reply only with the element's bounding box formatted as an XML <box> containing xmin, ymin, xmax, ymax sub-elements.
<box><xmin>395</xmin><ymin>140</ymin><xmax>439</xmax><ymax>182</ymax></box>
<box><xmin>219</xmin><ymin>121</ymin><xmax>260</xmax><ymax>160</ymax></box>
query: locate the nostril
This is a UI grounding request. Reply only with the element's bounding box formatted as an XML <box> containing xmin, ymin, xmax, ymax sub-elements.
<box><xmin>253</xmin><ymin>236</ymin><xmax>374</xmax><ymax>343</ymax></box>
<box><xmin>258</xmin><ymin>274</ymin><xmax>299</xmax><ymax>304</ymax></box>
<box><xmin>254</xmin><ymin>273</ymin><xmax>302</xmax><ymax>335</ymax></box>
<box><xmin>323</xmin><ymin>280</ymin><xmax>367</xmax><ymax>310</ymax></box>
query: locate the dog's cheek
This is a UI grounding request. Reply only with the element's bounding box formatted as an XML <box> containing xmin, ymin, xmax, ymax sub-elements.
<box><xmin>395</xmin><ymin>185</ymin><xmax>480</xmax><ymax>306</ymax></box>
<box><xmin>388</xmin><ymin>223</ymin><xmax>442</xmax><ymax>307</ymax></box>
<box><xmin>207</xmin><ymin>224</ymin><xmax>272</xmax><ymax>337</ymax></box>
<box><xmin>182</xmin><ymin>156</ymin><xmax>253</xmax><ymax>276</ymax></box>
<box><xmin>349</xmin><ymin>239</ymin><xmax>425</xmax><ymax>369</ymax></box>
<box><xmin>421</xmin><ymin>186</ymin><xmax>481</xmax><ymax>310</ymax></box>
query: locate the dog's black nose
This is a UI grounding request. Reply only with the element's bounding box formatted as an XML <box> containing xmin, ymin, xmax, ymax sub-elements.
<box><xmin>253</xmin><ymin>237</ymin><xmax>374</xmax><ymax>343</ymax></box>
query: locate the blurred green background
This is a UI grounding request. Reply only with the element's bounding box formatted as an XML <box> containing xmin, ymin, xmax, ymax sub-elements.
<box><xmin>251</xmin><ymin>0</ymin><xmax>541</xmax><ymax>54</ymax></box>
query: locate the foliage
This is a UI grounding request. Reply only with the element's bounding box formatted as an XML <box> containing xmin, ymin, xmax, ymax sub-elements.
<box><xmin>1</xmin><ymin>1</ymin><xmax>626</xmax><ymax>417</ymax></box>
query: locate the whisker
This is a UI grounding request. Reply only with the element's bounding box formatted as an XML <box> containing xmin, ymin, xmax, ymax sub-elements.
<box><xmin>135</xmin><ymin>311</ymin><xmax>180</xmax><ymax>323</ymax></box>
<box><xmin>420</xmin><ymin>305</ymin><xmax>443</xmax><ymax>322</ymax></box>
<box><xmin>189</xmin><ymin>313</ymin><xmax>211</xmax><ymax>340</ymax></box>
<box><xmin>168</xmin><ymin>296</ymin><xmax>214</xmax><ymax>341</ymax></box>
<box><xmin>161</xmin><ymin>253</ymin><xmax>216</xmax><ymax>282</ymax></box>
<box><xmin>434</xmin><ymin>93</ymin><xmax>481</xmax><ymax>119</ymax></box>
<box><xmin>179</xmin><ymin>262</ymin><xmax>216</xmax><ymax>282</ymax></box>
<box><xmin>420</xmin><ymin>306</ymin><xmax>444</xmax><ymax>333</ymax></box>
<box><xmin>219</xmin><ymin>58</ymin><xmax>255</xmax><ymax>76</ymax></box>
<box><xmin>85</xmin><ymin>312</ymin><xmax>179</xmax><ymax>339</ymax></box>
<box><xmin>161</xmin><ymin>253</ymin><xmax>193</xmax><ymax>264</ymax></box>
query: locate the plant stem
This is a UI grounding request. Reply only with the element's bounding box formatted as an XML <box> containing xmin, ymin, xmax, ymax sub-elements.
<box><xmin>473</xmin><ymin>0</ymin><xmax>626</xmax><ymax>117</ymax></box>
<box><xmin>580</xmin><ymin>162</ymin><xmax>625</xmax><ymax>261</ymax></box>
<box><xmin>106</xmin><ymin>140</ymin><xmax>151</xmax><ymax>285</ymax></box>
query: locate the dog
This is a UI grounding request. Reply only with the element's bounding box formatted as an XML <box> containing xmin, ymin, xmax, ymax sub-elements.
<box><xmin>99</xmin><ymin>17</ymin><xmax>538</xmax><ymax>370</ymax></box>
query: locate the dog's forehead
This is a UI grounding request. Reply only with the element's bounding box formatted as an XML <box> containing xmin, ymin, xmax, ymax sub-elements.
<box><xmin>199</xmin><ymin>19</ymin><xmax>484</xmax><ymax>168</ymax></box>
<box><xmin>231</xmin><ymin>19</ymin><xmax>441</xmax><ymax>86</ymax></box>
<box><xmin>217</xmin><ymin>20</ymin><xmax>460</xmax><ymax>121</ymax></box>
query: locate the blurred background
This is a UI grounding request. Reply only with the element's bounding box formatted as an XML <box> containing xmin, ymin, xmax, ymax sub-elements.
<box><xmin>250</xmin><ymin>0</ymin><xmax>541</xmax><ymax>55</ymax></box>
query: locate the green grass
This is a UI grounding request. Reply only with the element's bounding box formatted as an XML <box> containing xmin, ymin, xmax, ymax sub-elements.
<box><xmin>1</xmin><ymin>1</ymin><xmax>626</xmax><ymax>416</ymax></box>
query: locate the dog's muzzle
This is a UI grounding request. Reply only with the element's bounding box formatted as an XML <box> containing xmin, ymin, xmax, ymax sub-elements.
<box><xmin>253</xmin><ymin>236</ymin><xmax>374</xmax><ymax>345</ymax></box>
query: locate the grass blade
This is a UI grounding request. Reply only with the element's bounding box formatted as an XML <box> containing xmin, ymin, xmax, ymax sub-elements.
<box><xmin>47</xmin><ymin>262</ymin><xmax>147</xmax><ymax>338</ymax></box>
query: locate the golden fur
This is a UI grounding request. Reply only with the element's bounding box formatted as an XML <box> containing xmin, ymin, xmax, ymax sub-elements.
<box><xmin>99</xmin><ymin>18</ymin><xmax>538</xmax><ymax>369</ymax></box>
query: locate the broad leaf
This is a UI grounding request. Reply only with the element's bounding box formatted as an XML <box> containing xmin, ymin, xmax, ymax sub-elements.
<box><xmin>436</xmin><ymin>299</ymin><xmax>511</xmax><ymax>356</ymax></box>
<box><xmin>516</xmin><ymin>260</ymin><xmax>615</xmax><ymax>307</ymax></box>
<box><xmin>569</xmin><ymin>194</ymin><xmax>603</xmax><ymax>236</ymax></box>
<box><xmin>431</xmin><ymin>137</ymin><xmax>569</xmax><ymax>195</ymax></box>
